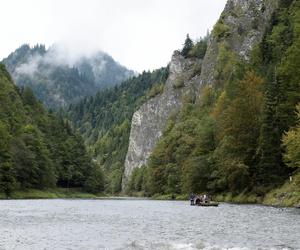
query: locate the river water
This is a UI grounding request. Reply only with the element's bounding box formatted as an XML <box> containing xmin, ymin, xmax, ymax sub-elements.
<box><xmin>0</xmin><ymin>199</ymin><xmax>299</xmax><ymax>250</ymax></box>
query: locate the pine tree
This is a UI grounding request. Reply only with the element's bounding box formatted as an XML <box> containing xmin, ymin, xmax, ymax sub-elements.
<box><xmin>0</xmin><ymin>122</ymin><xmax>15</xmax><ymax>196</ymax></box>
<box><xmin>257</xmin><ymin>67</ymin><xmax>284</xmax><ymax>186</ymax></box>
<box><xmin>181</xmin><ymin>34</ymin><xmax>194</xmax><ymax>57</ymax></box>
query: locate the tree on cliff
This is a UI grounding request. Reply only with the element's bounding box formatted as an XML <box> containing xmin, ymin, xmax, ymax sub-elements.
<box><xmin>181</xmin><ymin>34</ymin><xmax>194</xmax><ymax>57</ymax></box>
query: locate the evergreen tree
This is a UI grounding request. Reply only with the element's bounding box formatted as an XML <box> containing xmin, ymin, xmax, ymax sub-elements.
<box><xmin>181</xmin><ymin>34</ymin><xmax>194</xmax><ymax>57</ymax></box>
<box><xmin>0</xmin><ymin>122</ymin><xmax>15</xmax><ymax>196</ymax></box>
<box><xmin>0</xmin><ymin>63</ymin><xmax>95</xmax><ymax>194</ymax></box>
<box><xmin>256</xmin><ymin>68</ymin><xmax>283</xmax><ymax>186</ymax></box>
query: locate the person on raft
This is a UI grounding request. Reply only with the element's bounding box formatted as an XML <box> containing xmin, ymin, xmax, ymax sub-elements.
<box><xmin>190</xmin><ymin>193</ymin><xmax>196</xmax><ymax>205</ymax></box>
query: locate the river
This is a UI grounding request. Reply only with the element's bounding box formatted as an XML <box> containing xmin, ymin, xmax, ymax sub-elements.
<box><xmin>0</xmin><ymin>199</ymin><xmax>299</xmax><ymax>250</ymax></box>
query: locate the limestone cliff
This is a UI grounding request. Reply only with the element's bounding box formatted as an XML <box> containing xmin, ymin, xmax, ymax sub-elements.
<box><xmin>200</xmin><ymin>0</ymin><xmax>278</xmax><ymax>86</ymax></box>
<box><xmin>122</xmin><ymin>0</ymin><xmax>278</xmax><ymax>188</ymax></box>
<box><xmin>122</xmin><ymin>52</ymin><xmax>201</xmax><ymax>188</ymax></box>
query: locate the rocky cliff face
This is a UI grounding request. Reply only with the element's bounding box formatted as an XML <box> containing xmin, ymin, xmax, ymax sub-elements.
<box><xmin>122</xmin><ymin>0</ymin><xmax>278</xmax><ymax>188</ymax></box>
<box><xmin>200</xmin><ymin>0</ymin><xmax>278</xmax><ymax>86</ymax></box>
<box><xmin>122</xmin><ymin>52</ymin><xmax>201</xmax><ymax>187</ymax></box>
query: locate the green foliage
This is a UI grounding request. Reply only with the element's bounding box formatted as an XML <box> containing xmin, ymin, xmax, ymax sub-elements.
<box><xmin>255</xmin><ymin>0</ymin><xmax>300</xmax><ymax>186</ymax></box>
<box><xmin>145</xmin><ymin>69</ymin><xmax>264</xmax><ymax>196</ymax></box>
<box><xmin>188</xmin><ymin>35</ymin><xmax>208</xmax><ymax>59</ymax></box>
<box><xmin>0</xmin><ymin>121</ymin><xmax>15</xmax><ymax>196</ymax></box>
<box><xmin>66</xmin><ymin>68</ymin><xmax>169</xmax><ymax>193</ymax></box>
<box><xmin>146</xmin><ymin>87</ymin><xmax>216</xmax><ymax>195</ymax></box>
<box><xmin>181</xmin><ymin>34</ymin><xmax>194</xmax><ymax>57</ymax></box>
<box><xmin>84</xmin><ymin>163</ymin><xmax>105</xmax><ymax>193</ymax></box>
<box><xmin>283</xmin><ymin>104</ymin><xmax>300</xmax><ymax>168</ymax></box>
<box><xmin>215</xmin><ymin>42</ymin><xmax>237</xmax><ymax>86</ymax></box>
<box><xmin>0</xmin><ymin>63</ymin><xmax>101</xmax><ymax>194</ymax></box>
<box><xmin>126</xmin><ymin>166</ymin><xmax>148</xmax><ymax>194</ymax></box>
<box><xmin>212</xmin><ymin>20</ymin><xmax>230</xmax><ymax>41</ymax></box>
<box><xmin>147</xmin><ymin>82</ymin><xmax>164</xmax><ymax>98</ymax></box>
<box><xmin>173</xmin><ymin>75</ymin><xmax>185</xmax><ymax>88</ymax></box>
<box><xmin>137</xmin><ymin>1</ymin><xmax>300</xmax><ymax>198</ymax></box>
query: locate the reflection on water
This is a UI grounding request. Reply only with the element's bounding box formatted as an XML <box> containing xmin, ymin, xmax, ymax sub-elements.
<box><xmin>0</xmin><ymin>199</ymin><xmax>299</xmax><ymax>250</ymax></box>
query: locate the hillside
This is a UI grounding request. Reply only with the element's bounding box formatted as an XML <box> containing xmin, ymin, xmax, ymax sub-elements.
<box><xmin>125</xmin><ymin>0</ymin><xmax>300</xmax><ymax>205</ymax></box>
<box><xmin>0</xmin><ymin>63</ymin><xmax>103</xmax><ymax>197</ymax></box>
<box><xmin>66</xmin><ymin>68</ymin><xmax>169</xmax><ymax>193</ymax></box>
<box><xmin>2</xmin><ymin>44</ymin><xmax>134</xmax><ymax>109</ymax></box>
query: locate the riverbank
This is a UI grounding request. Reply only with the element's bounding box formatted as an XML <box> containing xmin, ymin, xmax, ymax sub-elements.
<box><xmin>1</xmin><ymin>173</ymin><xmax>299</xmax><ymax>207</ymax></box>
<box><xmin>145</xmin><ymin>172</ymin><xmax>300</xmax><ymax>207</ymax></box>
<box><xmin>0</xmin><ymin>188</ymin><xmax>105</xmax><ymax>199</ymax></box>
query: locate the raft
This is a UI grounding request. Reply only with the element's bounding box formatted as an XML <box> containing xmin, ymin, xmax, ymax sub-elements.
<box><xmin>190</xmin><ymin>195</ymin><xmax>219</xmax><ymax>207</ymax></box>
<box><xmin>197</xmin><ymin>202</ymin><xmax>219</xmax><ymax>207</ymax></box>
<box><xmin>190</xmin><ymin>200</ymin><xmax>219</xmax><ymax>207</ymax></box>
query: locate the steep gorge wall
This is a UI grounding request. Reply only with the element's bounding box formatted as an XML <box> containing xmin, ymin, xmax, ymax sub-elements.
<box><xmin>122</xmin><ymin>52</ymin><xmax>201</xmax><ymax>188</ymax></box>
<box><xmin>122</xmin><ymin>0</ymin><xmax>278</xmax><ymax>188</ymax></box>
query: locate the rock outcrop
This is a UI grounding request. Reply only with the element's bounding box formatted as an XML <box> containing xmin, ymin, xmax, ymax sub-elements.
<box><xmin>122</xmin><ymin>52</ymin><xmax>201</xmax><ymax>188</ymax></box>
<box><xmin>122</xmin><ymin>0</ymin><xmax>279</xmax><ymax>189</ymax></box>
<box><xmin>200</xmin><ymin>0</ymin><xmax>278</xmax><ymax>86</ymax></box>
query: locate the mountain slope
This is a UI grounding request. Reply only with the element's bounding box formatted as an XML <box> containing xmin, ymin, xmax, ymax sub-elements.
<box><xmin>2</xmin><ymin>44</ymin><xmax>134</xmax><ymax>109</ymax></box>
<box><xmin>125</xmin><ymin>0</ymin><xmax>300</xmax><ymax>204</ymax></box>
<box><xmin>0</xmin><ymin>63</ymin><xmax>103</xmax><ymax>196</ymax></box>
<box><xmin>66</xmin><ymin>68</ymin><xmax>169</xmax><ymax>193</ymax></box>
<box><xmin>123</xmin><ymin>0</ymin><xmax>278</xmax><ymax>190</ymax></box>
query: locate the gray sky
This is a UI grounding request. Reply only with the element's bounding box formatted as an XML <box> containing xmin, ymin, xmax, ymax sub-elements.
<box><xmin>0</xmin><ymin>0</ymin><xmax>227</xmax><ymax>72</ymax></box>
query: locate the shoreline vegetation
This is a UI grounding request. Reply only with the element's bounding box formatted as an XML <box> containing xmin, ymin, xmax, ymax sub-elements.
<box><xmin>0</xmin><ymin>188</ymin><xmax>105</xmax><ymax>200</ymax></box>
<box><xmin>2</xmin><ymin>173</ymin><xmax>299</xmax><ymax>208</ymax></box>
<box><xmin>127</xmin><ymin>172</ymin><xmax>300</xmax><ymax>208</ymax></box>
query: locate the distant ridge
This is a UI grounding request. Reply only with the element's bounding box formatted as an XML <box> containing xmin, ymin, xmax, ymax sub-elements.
<box><xmin>2</xmin><ymin>44</ymin><xmax>134</xmax><ymax>109</ymax></box>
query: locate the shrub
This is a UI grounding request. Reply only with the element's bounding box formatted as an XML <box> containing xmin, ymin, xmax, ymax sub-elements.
<box><xmin>147</xmin><ymin>82</ymin><xmax>164</xmax><ymax>98</ymax></box>
<box><xmin>213</xmin><ymin>21</ymin><xmax>230</xmax><ymax>40</ymax></box>
<box><xmin>173</xmin><ymin>76</ymin><xmax>185</xmax><ymax>88</ymax></box>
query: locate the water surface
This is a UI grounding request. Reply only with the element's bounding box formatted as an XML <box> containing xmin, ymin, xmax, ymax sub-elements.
<box><xmin>0</xmin><ymin>199</ymin><xmax>299</xmax><ymax>249</ymax></box>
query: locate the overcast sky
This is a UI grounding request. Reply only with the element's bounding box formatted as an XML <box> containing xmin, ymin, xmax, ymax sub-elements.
<box><xmin>0</xmin><ymin>0</ymin><xmax>227</xmax><ymax>72</ymax></box>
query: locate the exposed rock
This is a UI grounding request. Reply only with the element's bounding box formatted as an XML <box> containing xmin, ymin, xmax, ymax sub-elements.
<box><xmin>200</xmin><ymin>0</ymin><xmax>279</xmax><ymax>86</ymax></box>
<box><xmin>122</xmin><ymin>0</ymin><xmax>279</xmax><ymax>189</ymax></box>
<box><xmin>122</xmin><ymin>52</ymin><xmax>200</xmax><ymax>187</ymax></box>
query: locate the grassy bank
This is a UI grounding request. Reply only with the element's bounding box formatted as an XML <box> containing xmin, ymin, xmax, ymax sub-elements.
<box><xmin>146</xmin><ymin>173</ymin><xmax>300</xmax><ymax>207</ymax></box>
<box><xmin>0</xmin><ymin>188</ymin><xmax>105</xmax><ymax>200</ymax></box>
<box><xmin>1</xmin><ymin>175</ymin><xmax>299</xmax><ymax>207</ymax></box>
<box><xmin>214</xmin><ymin>175</ymin><xmax>300</xmax><ymax>207</ymax></box>
<box><xmin>263</xmin><ymin>172</ymin><xmax>300</xmax><ymax>207</ymax></box>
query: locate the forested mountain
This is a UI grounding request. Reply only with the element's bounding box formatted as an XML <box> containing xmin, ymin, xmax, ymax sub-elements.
<box><xmin>65</xmin><ymin>0</ymin><xmax>300</xmax><ymax>202</ymax></box>
<box><xmin>125</xmin><ymin>0</ymin><xmax>300</xmax><ymax>200</ymax></box>
<box><xmin>0</xmin><ymin>64</ymin><xmax>103</xmax><ymax>196</ymax></box>
<box><xmin>2</xmin><ymin>44</ymin><xmax>134</xmax><ymax>109</ymax></box>
<box><xmin>67</xmin><ymin>68</ymin><xmax>168</xmax><ymax>193</ymax></box>
<box><xmin>66</xmin><ymin>68</ymin><xmax>169</xmax><ymax>193</ymax></box>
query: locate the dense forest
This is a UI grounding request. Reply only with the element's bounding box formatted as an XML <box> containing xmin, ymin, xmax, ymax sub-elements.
<box><xmin>126</xmin><ymin>0</ymin><xmax>300</xmax><ymax>198</ymax></box>
<box><xmin>66</xmin><ymin>68</ymin><xmax>169</xmax><ymax>193</ymax></box>
<box><xmin>2</xmin><ymin>44</ymin><xmax>134</xmax><ymax>109</ymax></box>
<box><xmin>0</xmin><ymin>63</ymin><xmax>104</xmax><ymax>197</ymax></box>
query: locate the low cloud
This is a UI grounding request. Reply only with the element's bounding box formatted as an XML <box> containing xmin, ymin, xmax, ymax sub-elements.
<box><xmin>15</xmin><ymin>44</ymin><xmax>107</xmax><ymax>77</ymax></box>
<box><xmin>1</xmin><ymin>0</ymin><xmax>227</xmax><ymax>72</ymax></box>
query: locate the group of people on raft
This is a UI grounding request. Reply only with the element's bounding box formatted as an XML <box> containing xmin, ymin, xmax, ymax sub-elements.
<box><xmin>189</xmin><ymin>193</ymin><xmax>212</xmax><ymax>206</ymax></box>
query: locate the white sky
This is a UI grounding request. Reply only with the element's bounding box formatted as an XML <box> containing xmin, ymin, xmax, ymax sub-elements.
<box><xmin>0</xmin><ymin>0</ymin><xmax>227</xmax><ymax>72</ymax></box>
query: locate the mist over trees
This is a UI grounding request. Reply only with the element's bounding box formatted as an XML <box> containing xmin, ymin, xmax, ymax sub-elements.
<box><xmin>2</xmin><ymin>44</ymin><xmax>134</xmax><ymax>109</ymax></box>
